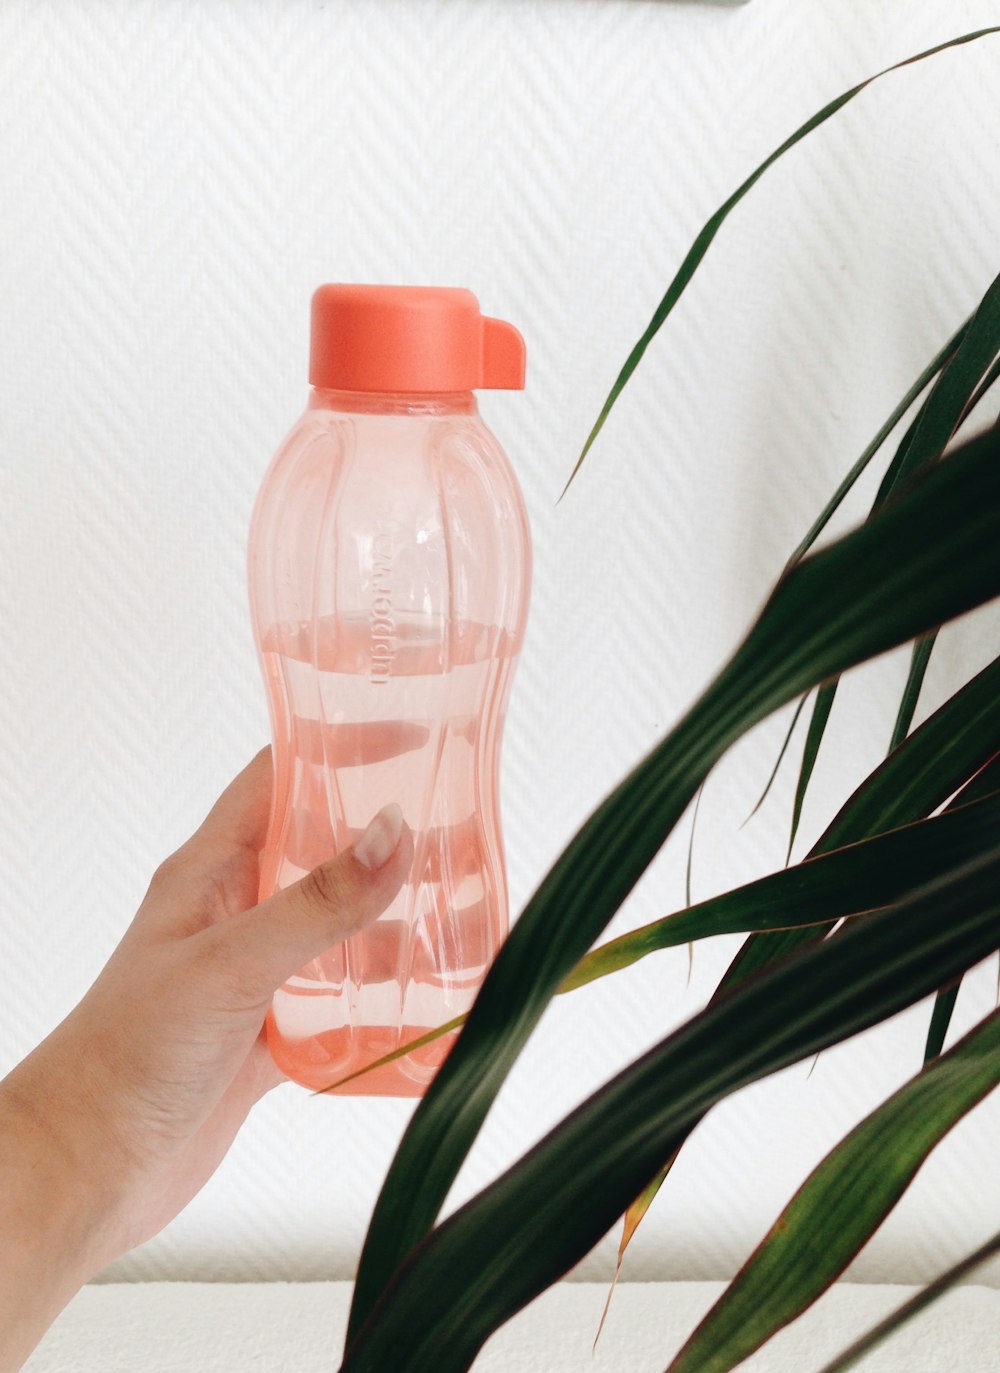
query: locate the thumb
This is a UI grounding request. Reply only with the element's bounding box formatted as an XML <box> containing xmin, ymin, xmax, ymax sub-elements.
<box><xmin>213</xmin><ymin>803</ymin><xmax>414</xmax><ymax>1000</ymax></box>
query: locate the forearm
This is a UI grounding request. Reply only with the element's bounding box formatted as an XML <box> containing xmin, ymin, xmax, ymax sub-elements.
<box><xmin>0</xmin><ymin>1059</ymin><xmax>116</xmax><ymax>1372</ymax></box>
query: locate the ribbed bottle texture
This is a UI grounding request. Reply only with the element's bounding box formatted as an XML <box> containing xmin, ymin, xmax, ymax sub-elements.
<box><xmin>248</xmin><ymin>389</ymin><xmax>531</xmax><ymax>1094</ymax></box>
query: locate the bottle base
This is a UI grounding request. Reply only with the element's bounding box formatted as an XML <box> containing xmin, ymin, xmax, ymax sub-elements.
<box><xmin>266</xmin><ymin>1010</ymin><xmax>457</xmax><ymax>1096</ymax></box>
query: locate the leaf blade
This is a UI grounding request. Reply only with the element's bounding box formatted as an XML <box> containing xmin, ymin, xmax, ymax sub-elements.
<box><xmin>924</xmin><ymin>982</ymin><xmax>962</xmax><ymax>1064</ymax></box>
<box><xmin>347</xmin><ymin>424</ymin><xmax>1000</xmax><ymax>1344</ymax></box>
<box><xmin>665</xmin><ymin>1009</ymin><xmax>1000</xmax><ymax>1373</ymax></box>
<box><xmin>564</xmin><ymin>790</ymin><xmax>1000</xmax><ymax>992</ymax></box>
<box><xmin>787</xmin><ymin>679</ymin><xmax>836</xmax><ymax>861</ymax></box>
<box><xmin>341</xmin><ymin>848</ymin><xmax>1000</xmax><ymax>1371</ymax></box>
<box><xmin>563</xmin><ymin>27</ymin><xmax>1000</xmax><ymax>496</ymax></box>
<box><xmin>783</xmin><ymin>322</ymin><xmax>969</xmax><ymax>569</ymax></box>
<box><xmin>320</xmin><ymin>789</ymin><xmax>1000</xmax><ymax>1093</ymax></box>
<box><xmin>889</xmin><ymin>632</ymin><xmax>937</xmax><ymax>752</ymax></box>
<box><xmin>815</xmin><ymin>1228</ymin><xmax>1000</xmax><ymax>1373</ymax></box>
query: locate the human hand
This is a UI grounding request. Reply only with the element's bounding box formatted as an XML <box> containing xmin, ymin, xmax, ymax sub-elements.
<box><xmin>0</xmin><ymin>747</ymin><xmax>412</xmax><ymax>1369</ymax></box>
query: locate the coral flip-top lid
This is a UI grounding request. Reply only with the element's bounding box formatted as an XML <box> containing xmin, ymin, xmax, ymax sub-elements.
<box><xmin>309</xmin><ymin>283</ymin><xmax>526</xmax><ymax>394</ymax></box>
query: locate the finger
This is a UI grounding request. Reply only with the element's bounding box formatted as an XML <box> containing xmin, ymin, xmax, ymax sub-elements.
<box><xmin>204</xmin><ymin>803</ymin><xmax>413</xmax><ymax>1001</ymax></box>
<box><xmin>135</xmin><ymin>749</ymin><xmax>275</xmax><ymax>933</ymax></box>
<box><xmin>194</xmin><ymin>747</ymin><xmax>274</xmax><ymax>856</ymax></box>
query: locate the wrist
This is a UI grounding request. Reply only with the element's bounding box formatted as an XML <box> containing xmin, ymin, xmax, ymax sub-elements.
<box><xmin>0</xmin><ymin>1055</ymin><xmax>124</xmax><ymax>1364</ymax></box>
<box><xmin>0</xmin><ymin>1086</ymin><xmax>89</xmax><ymax>1365</ymax></box>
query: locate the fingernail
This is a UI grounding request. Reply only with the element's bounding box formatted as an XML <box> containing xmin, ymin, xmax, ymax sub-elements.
<box><xmin>354</xmin><ymin>802</ymin><xmax>404</xmax><ymax>872</ymax></box>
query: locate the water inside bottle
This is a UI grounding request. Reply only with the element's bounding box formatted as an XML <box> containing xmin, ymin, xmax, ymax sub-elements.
<box><xmin>259</xmin><ymin>615</ymin><xmax>512</xmax><ymax>1093</ymax></box>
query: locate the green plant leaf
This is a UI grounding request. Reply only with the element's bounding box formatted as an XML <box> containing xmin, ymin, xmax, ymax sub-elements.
<box><xmin>322</xmin><ymin>789</ymin><xmax>1000</xmax><ymax>1094</ymax></box>
<box><xmin>561</xmin><ymin>27</ymin><xmax>1000</xmax><ymax>498</ymax></box>
<box><xmin>764</xmin><ymin>312</ymin><xmax>968</xmax><ymax>834</ymax></box>
<box><xmin>924</xmin><ymin>982</ymin><xmax>961</xmax><ymax>1064</ymax></box>
<box><xmin>917</xmin><ymin>755</ymin><xmax>1000</xmax><ymax>1065</ymax></box>
<box><xmin>614</xmin><ymin>714</ymin><xmax>1000</xmax><ymax>1264</ymax></box>
<box><xmin>952</xmin><ymin>748</ymin><xmax>1000</xmax><ymax>807</ymax></box>
<box><xmin>872</xmin><ymin>267</ymin><xmax>1000</xmax><ymax>504</ymax></box>
<box><xmin>615</xmin><ymin>656</ymin><xmax>1000</xmax><ymax>1262</ymax></box>
<box><xmin>783</xmin><ymin>323</ymin><xmax>969</xmax><ymax>570</ymax></box>
<box><xmin>816</xmin><ymin>1227</ymin><xmax>1000</xmax><ymax>1373</ymax></box>
<box><xmin>785</xmin><ymin>263</ymin><xmax>1000</xmax><ymax>857</ymax></box>
<box><xmin>567</xmin><ymin>63</ymin><xmax>1000</xmax><ymax>1251</ymax></box>
<box><xmin>889</xmin><ymin>632</ymin><xmax>937</xmax><ymax>752</ymax></box>
<box><xmin>961</xmin><ymin>350</ymin><xmax>1000</xmax><ymax>425</ymax></box>
<box><xmin>715</xmin><ymin>649</ymin><xmax>1000</xmax><ymax>996</ymax></box>
<box><xmin>346</xmin><ymin>424</ymin><xmax>1000</xmax><ymax>1345</ymax></box>
<box><xmin>564</xmin><ymin>790</ymin><xmax>1000</xmax><ymax>991</ymax></box>
<box><xmin>744</xmin><ymin>693</ymin><xmax>810</xmax><ymax>825</ymax></box>
<box><xmin>787</xmin><ymin>679</ymin><xmax>836</xmax><ymax>860</ymax></box>
<box><xmin>341</xmin><ymin>847</ymin><xmax>1000</xmax><ymax>1372</ymax></box>
<box><xmin>664</xmin><ymin>1008</ymin><xmax>1000</xmax><ymax>1373</ymax></box>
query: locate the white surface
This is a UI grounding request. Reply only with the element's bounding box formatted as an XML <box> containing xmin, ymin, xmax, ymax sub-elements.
<box><xmin>24</xmin><ymin>1281</ymin><xmax>1000</xmax><ymax>1372</ymax></box>
<box><xmin>1</xmin><ymin>0</ymin><xmax>1000</xmax><ymax>1288</ymax></box>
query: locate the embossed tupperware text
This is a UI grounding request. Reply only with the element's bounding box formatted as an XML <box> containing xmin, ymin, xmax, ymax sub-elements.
<box><xmin>369</xmin><ymin>505</ymin><xmax>398</xmax><ymax>683</ymax></box>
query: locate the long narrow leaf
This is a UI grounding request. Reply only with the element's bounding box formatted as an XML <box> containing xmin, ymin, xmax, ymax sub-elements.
<box><xmin>341</xmin><ymin>847</ymin><xmax>1000</xmax><ymax>1372</ymax></box>
<box><xmin>665</xmin><ymin>1008</ymin><xmax>1000</xmax><ymax>1373</ymax></box>
<box><xmin>324</xmin><ymin>790</ymin><xmax>1000</xmax><ymax>1094</ymax></box>
<box><xmin>924</xmin><ymin>982</ymin><xmax>961</xmax><ymax>1064</ymax></box>
<box><xmin>786</xmin><ymin>265</ymin><xmax>1000</xmax><ymax>857</ymax></box>
<box><xmin>816</xmin><ymin>1228</ymin><xmax>1000</xmax><ymax>1373</ymax></box>
<box><xmin>961</xmin><ymin>350</ymin><xmax>1000</xmax><ymax>426</ymax></box>
<box><xmin>745</xmin><ymin>693</ymin><xmax>810</xmax><ymax>824</ymax></box>
<box><xmin>951</xmin><ymin>747</ymin><xmax>1000</xmax><ymax>807</ymax></box>
<box><xmin>717</xmin><ymin>650</ymin><xmax>1000</xmax><ymax>993</ymax></box>
<box><xmin>889</xmin><ymin>632</ymin><xmax>936</xmax><ymax>752</ymax></box>
<box><xmin>765</xmin><ymin>320</ymin><xmax>970</xmax><ymax>807</ymax></box>
<box><xmin>855</xmin><ymin>270</ymin><xmax>1000</xmax><ymax>767</ymax></box>
<box><xmin>783</xmin><ymin>322</ymin><xmax>969</xmax><ymax>569</ymax></box>
<box><xmin>565</xmin><ymin>791</ymin><xmax>1000</xmax><ymax>991</ymax></box>
<box><xmin>918</xmin><ymin>756</ymin><xmax>1000</xmax><ymax>1064</ymax></box>
<box><xmin>787</xmin><ymin>679</ymin><xmax>836</xmax><ymax>860</ymax></box>
<box><xmin>562</xmin><ymin>27</ymin><xmax>1000</xmax><ymax>496</ymax></box>
<box><xmin>617</xmin><ymin>650</ymin><xmax>1000</xmax><ymax>1258</ymax></box>
<box><xmin>872</xmin><ymin>267</ymin><xmax>1000</xmax><ymax>504</ymax></box>
<box><xmin>347</xmin><ymin>425</ymin><xmax>1000</xmax><ymax>1343</ymax></box>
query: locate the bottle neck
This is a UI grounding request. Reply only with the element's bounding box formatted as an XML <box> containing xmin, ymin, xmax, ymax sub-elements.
<box><xmin>309</xmin><ymin>387</ymin><xmax>478</xmax><ymax>417</ymax></box>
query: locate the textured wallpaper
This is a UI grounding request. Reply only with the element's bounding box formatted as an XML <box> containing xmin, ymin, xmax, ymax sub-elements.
<box><xmin>1</xmin><ymin>0</ymin><xmax>999</xmax><ymax>1286</ymax></box>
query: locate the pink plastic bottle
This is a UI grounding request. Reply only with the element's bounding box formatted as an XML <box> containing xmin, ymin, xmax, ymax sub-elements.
<box><xmin>247</xmin><ymin>284</ymin><xmax>531</xmax><ymax>1095</ymax></box>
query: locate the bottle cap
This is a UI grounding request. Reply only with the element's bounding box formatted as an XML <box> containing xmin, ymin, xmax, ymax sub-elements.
<box><xmin>309</xmin><ymin>284</ymin><xmax>525</xmax><ymax>394</ymax></box>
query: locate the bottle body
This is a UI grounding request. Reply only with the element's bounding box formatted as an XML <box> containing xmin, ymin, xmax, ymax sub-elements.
<box><xmin>248</xmin><ymin>388</ymin><xmax>531</xmax><ymax>1094</ymax></box>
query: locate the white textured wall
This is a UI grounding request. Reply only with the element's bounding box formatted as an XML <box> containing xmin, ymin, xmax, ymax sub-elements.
<box><xmin>1</xmin><ymin>0</ymin><xmax>999</xmax><ymax>1289</ymax></box>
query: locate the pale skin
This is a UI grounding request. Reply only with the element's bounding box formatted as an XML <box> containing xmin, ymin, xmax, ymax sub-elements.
<box><xmin>0</xmin><ymin>747</ymin><xmax>413</xmax><ymax>1372</ymax></box>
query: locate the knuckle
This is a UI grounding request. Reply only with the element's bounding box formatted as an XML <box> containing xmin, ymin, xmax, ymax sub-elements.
<box><xmin>300</xmin><ymin>859</ymin><xmax>348</xmax><ymax>914</ymax></box>
<box><xmin>149</xmin><ymin>851</ymin><xmax>186</xmax><ymax>892</ymax></box>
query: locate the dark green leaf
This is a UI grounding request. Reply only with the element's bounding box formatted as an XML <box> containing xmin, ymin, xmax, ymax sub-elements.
<box><xmin>783</xmin><ymin>323</ymin><xmax>968</xmax><ymax>569</ymax></box>
<box><xmin>322</xmin><ymin>792</ymin><xmax>1000</xmax><ymax>1092</ymax></box>
<box><xmin>685</xmin><ymin>779</ymin><xmax>704</xmax><ymax>908</ymax></box>
<box><xmin>745</xmin><ymin>693</ymin><xmax>810</xmax><ymax>825</ymax></box>
<box><xmin>917</xmin><ymin>757</ymin><xmax>1000</xmax><ymax>1067</ymax></box>
<box><xmin>816</xmin><ymin>1228</ymin><xmax>1000</xmax><ymax>1373</ymax></box>
<box><xmin>341</xmin><ymin>849</ymin><xmax>1000</xmax><ymax>1372</ymax></box>
<box><xmin>786</xmin><ymin>264</ymin><xmax>1000</xmax><ymax>856</ymax></box>
<box><xmin>564</xmin><ymin>791</ymin><xmax>1000</xmax><ymax>992</ymax></box>
<box><xmin>347</xmin><ymin>424</ymin><xmax>1000</xmax><ymax>1345</ymax></box>
<box><xmin>872</xmin><ymin>266</ymin><xmax>1000</xmax><ymax>505</ymax></box>
<box><xmin>665</xmin><ymin>1008</ymin><xmax>1000</xmax><ymax>1373</ymax></box>
<box><xmin>562</xmin><ymin>27</ymin><xmax>1000</xmax><ymax>497</ymax></box>
<box><xmin>961</xmin><ymin>350</ymin><xmax>1000</xmax><ymax>426</ymax></box>
<box><xmin>924</xmin><ymin>982</ymin><xmax>961</xmax><ymax>1064</ymax></box>
<box><xmin>787</xmin><ymin>679</ymin><xmax>836</xmax><ymax>861</ymax></box>
<box><xmin>727</xmin><ymin>650</ymin><xmax>1000</xmax><ymax>991</ymax></box>
<box><xmin>889</xmin><ymin>632</ymin><xmax>937</xmax><ymax>752</ymax></box>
